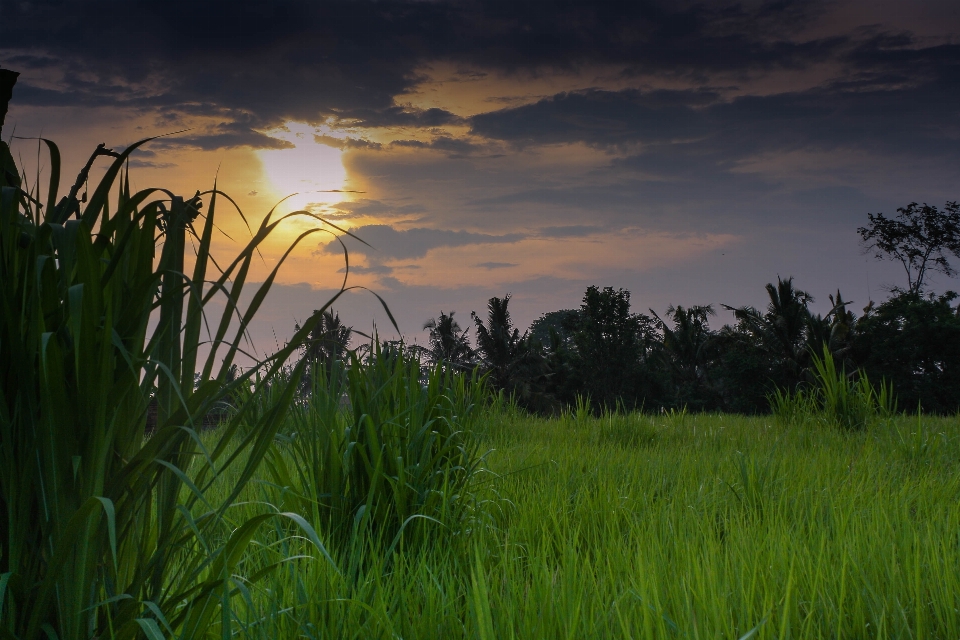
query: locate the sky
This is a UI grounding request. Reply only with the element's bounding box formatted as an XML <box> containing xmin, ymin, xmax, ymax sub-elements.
<box><xmin>3</xmin><ymin>0</ymin><xmax>960</xmax><ymax>359</ymax></box>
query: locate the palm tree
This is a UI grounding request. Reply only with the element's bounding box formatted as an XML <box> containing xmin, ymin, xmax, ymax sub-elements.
<box><xmin>805</xmin><ymin>289</ymin><xmax>858</xmax><ymax>366</ymax></box>
<box><xmin>297</xmin><ymin>309</ymin><xmax>353</xmax><ymax>387</ymax></box>
<box><xmin>423</xmin><ymin>311</ymin><xmax>475</xmax><ymax>372</ymax></box>
<box><xmin>473</xmin><ymin>295</ymin><xmax>550</xmax><ymax>409</ymax></box>
<box><xmin>652</xmin><ymin>304</ymin><xmax>717</xmax><ymax>406</ymax></box>
<box><xmin>723</xmin><ymin>277</ymin><xmax>814</xmax><ymax>388</ymax></box>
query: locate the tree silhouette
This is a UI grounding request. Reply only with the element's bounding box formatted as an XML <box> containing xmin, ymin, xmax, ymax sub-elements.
<box><xmin>852</xmin><ymin>291</ymin><xmax>960</xmax><ymax>413</ymax></box>
<box><xmin>423</xmin><ymin>311</ymin><xmax>475</xmax><ymax>372</ymax></box>
<box><xmin>571</xmin><ymin>286</ymin><xmax>660</xmax><ymax>411</ymax></box>
<box><xmin>651</xmin><ymin>304</ymin><xmax>717</xmax><ymax>408</ymax></box>
<box><xmin>723</xmin><ymin>277</ymin><xmax>813</xmax><ymax>389</ymax></box>
<box><xmin>804</xmin><ymin>289</ymin><xmax>859</xmax><ymax>366</ymax></box>
<box><xmin>297</xmin><ymin>309</ymin><xmax>353</xmax><ymax>386</ymax></box>
<box><xmin>528</xmin><ymin>309</ymin><xmax>579</xmax><ymax>350</ymax></box>
<box><xmin>858</xmin><ymin>201</ymin><xmax>960</xmax><ymax>294</ymax></box>
<box><xmin>473</xmin><ymin>295</ymin><xmax>550</xmax><ymax>409</ymax></box>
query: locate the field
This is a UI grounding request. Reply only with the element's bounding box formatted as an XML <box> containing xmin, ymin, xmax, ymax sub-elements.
<box><xmin>3</xmin><ymin>134</ymin><xmax>959</xmax><ymax>639</ymax></box>
<box><xmin>199</xmin><ymin>401</ymin><xmax>960</xmax><ymax>639</ymax></box>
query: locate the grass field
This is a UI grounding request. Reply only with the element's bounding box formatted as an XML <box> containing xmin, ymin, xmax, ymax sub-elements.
<box><xmin>192</xmin><ymin>401</ymin><xmax>960</xmax><ymax>639</ymax></box>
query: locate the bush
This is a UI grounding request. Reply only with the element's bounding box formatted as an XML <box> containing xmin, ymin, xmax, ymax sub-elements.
<box><xmin>852</xmin><ymin>291</ymin><xmax>960</xmax><ymax>414</ymax></box>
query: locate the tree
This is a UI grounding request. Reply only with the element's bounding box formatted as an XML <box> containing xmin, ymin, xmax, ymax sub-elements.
<box><xmin>423</xmin><ymin>310</ymin><xmax>475</xmax><ymax>372</ymax></box>
<box><xmin>472</xmin><ymin>295</ymin><xmax>552</xmax><ymax>410</ymax></box>
<box><xmin>858</xmin><ymin>201</ymin><xmax>960</xmax><ymax>294</ymax></box>
<box><xmin>851</xmin><ymin>291</ymin><xmax>960</xmax><ymax>414</ymax></box>
<box><xmin>527</xmin><ymin>309</ymin><xmax>579</xmax><ymax>350</ymax></box>
<box><xmin>804</xmin><ymin>289</ymin><xmax>859</xmax><ymax>367</ymax></box>
<box><xmin>297</xmin><ymin>309</ymin><xmax>353</xmax><ymax>386</ymax></box>
<box><xmin>651</xmin><ymin>304</ymin><xmax>719</xmax><ymax>410</ymax></box>
<box><xmin>571</xmin><ymin>286</ymin><xmax>663</xmax><ymax>411</ymax></box>
<box><xmin>722</xmin><ymin>277</ymin><xmax>814</xmax><ymax>390</ymax></box>
<box><xmin>302</xmin><ymin>309</ymin><xmax>352</xmax><ymax>363</ymax></box>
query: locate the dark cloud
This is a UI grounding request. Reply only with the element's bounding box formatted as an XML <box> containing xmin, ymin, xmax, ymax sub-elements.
<box><xmin>335</xmin><ymin>106</ymin><xmax>463</xmax><ymax>128</ymax></box>
<box><xmin>390</xmin><ymin>136</ymin><xmax>481</xmax><ymax>156</ymax></box>
<box><xmin>327</xmin><ymin>199</ymin><xmax>426</xmax><ymax>220</ymax></box>
<box><xmin>314</xmin><ymin>134</ymin><xmax>382</xmax><ymax>150</ymax></box>
<box><xmin>470</xmin><ymin>88</ymin><xmax>719</xmax><ymax>147</ymax></box>
<box><xmin>152</xmin><ymin>131</ymin><xmax>294</xmax><ymax>151</ymax></box>
<box><xmin>338</xmin><ymin>264</ymin><xmax>395</xmax><ymax>275</ymax></box>
<box><xmin>319</xmin><ymin>224</ymin><xmax>524</xmax><ymax>260</ymax></box>
<box><xmin>470</xmin><ymin>72</ymin><xmax>959</xmax><ymax>159</ymax></box>
<box><xmin>475</xmin><ymin>262</ymin><xmax>518</xmax><ymax>269</ymax></box>
<box><xmin>126</xmin><ymin>158</ymin><xmax>177</xmax><ymax>169</ymax></box>
<box><xmin>0</xmin><ymin>0</ymin><xmax>898</xmax><ymax>151</ymax></box>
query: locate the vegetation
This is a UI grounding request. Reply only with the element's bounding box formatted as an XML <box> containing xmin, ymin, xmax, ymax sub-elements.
<box><xmin>45</xmin><ymin>396</ymin><xmax>959</xmax><ymax>639</ymax></box>
<box><xmin>5</xmin><ymin>66</ymin><xmax>960</xmax><ymax>639</ymax></box>
<box><xmin>423</xmin><ymin>274</ymin><xmax>960</xmax><ymax>416</ymax></box>
<box><xmin>0</xmin><ymin>71</ymin><xmax>369</xmax><ymax>636</ymax></box>
<box><xmin>858</xmin><ymin>201</ymin><xmax>960</xmax><ymax>295</ymax></box>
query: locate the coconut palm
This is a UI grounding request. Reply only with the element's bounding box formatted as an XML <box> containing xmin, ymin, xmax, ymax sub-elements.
<box><xmin>805</xmin><ymin>289</ymin><xmax>858</xmax><ymax>365</ymax></box>
<box><xmin>652</xmin><ymin>304</ymin><xmax>718</xmax><ymax>408</ymax></box>
<box><xmin>423</xmin><ymin>311</ymin><xmax>475</xmax><ymax>372</ymax></box>
<box><xmin>296</xmin><ymin>309</ymin><xmax>353</xmax><ymax>392</ymax></box>
<box><xmin>723</xmin><ymin>277</ymin><xmax>814</xmax><ymax>389</ymax></box>
<box><xmin>300</xmin><ymin>309</ymin><xmax>353</xmax><ymax>366</ymax></box>
<box><xmin>473</xmin><ymin>295</ymin><xmax>551</xmax><ymax>408</ymax></box>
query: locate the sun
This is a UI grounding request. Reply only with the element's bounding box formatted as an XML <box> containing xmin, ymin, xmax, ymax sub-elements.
<box><xmin>258</xmin><ymin>122</ymin><xmax>350</xmax><ymax>211</ymax></box>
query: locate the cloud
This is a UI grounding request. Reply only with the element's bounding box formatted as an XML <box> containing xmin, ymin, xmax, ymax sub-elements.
<box><xmin>0</xmin><ymin>0</ymin><xmax>879</xmax><ymax>152</ymax></box>
<box><xmin>126</xmin><ymin>158</ymin><xmax>177</xmax><ymax>169</ymax></box>
<box><xmin>334</xmin><ymin>106</ymin><xmax>463</xmax><ymax>128</ymax></box>
<box><xmin>390</xmin><ymin>135</ymin><xmax>481</xmax><ymax>156</ymax></box>
<box><xmin>153</xmin><ymin>130</ymin><xmax>294</xmax><ymax>151</ymax></box>
<box><xmin>338</xmin><ymin>264</ymin><xmax>395</xmax><ymax>275</ymax></box>
<box><xmin>475</xmin><ymin>261</ymin><xmax>519</xmax><ymax>269</ymax></box>
<box><xmin>314</xmin><ymin>134</ymin><xmax>382</xmax><ymax>150</ymax></box>
<box><xmin>539</xmin><ymin>225</ymin><xmax>604</xmax><ymax>237</ymax></box>
<box><xmin>319</xmin><ymin>224</ymin><xmax>524</xmax><ymax>260</ymax></box>
<box><xmin>324</xmin><ymin>199</ymin><xmax>426</xmax><ymax>221</ymax></box>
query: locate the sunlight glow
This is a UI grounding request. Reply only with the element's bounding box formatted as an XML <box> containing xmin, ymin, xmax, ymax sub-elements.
<box><xmin>258</xmin><ymin>122</ymin><xmax>350</xmax><ymax>211</ymax></box>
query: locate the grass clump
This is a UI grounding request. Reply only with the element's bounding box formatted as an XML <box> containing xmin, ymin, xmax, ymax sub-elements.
<box><xmin>771</xmin><ymin>346</ymin><xmax>895</xmax><ymax>430</ymax></box>
<box><xmin>262</xmin><ymin>344</ymin><xmax>492</xmax><ymax>561</ymax></box>
<box><xmin>0</xmin><ymin>134</ymin><xmax>352</xmax><ymax>638</ymax></box>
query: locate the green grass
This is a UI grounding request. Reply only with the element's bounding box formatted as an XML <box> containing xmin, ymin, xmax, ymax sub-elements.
<box><xmin>187</xmin><ymin>403</ymin><xmax>960</xmax><ymax>639</ymax></box>
<box><xmin>4</xmin><ymin>135</ymin><xmax>959</xmax><ymax>639</ymax></box>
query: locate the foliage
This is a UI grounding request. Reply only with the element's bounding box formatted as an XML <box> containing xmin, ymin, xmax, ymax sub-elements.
<box><xmin>526</xmin><ymin>309</ymin><xmax>578</xmax><ymax>350</ymax></box>
<box><xmin>423</xmin><ymin>310</ymin><xmax>475</xmax><ymax>372</ymax></box>
<box><xmin>568</xmin><ymin>286</ymin><xmax>664</xmax><ymax>412</ymax></box>
<box><xmin>723</xmin><ymin>277</ymin><xmax>815</xmax><ymax>391</ymax></box>
<box><xmin>0</xmin><ymin>128</ymin><xmax>354</xmax><ymax>638</ymax></box>
<box><xmin>296</xmin><ymin>308</ymin><xmax>353</xmax><ymax>394</ymax></box>
<box><xmin>858</xmin><ymin>201</ymin><xmax>960</xmax><ymax>294</ymax></box>
<box><xmin>851</xmin><ymin>290</ymin><xmax>960</xmax><ymax>414</ymax></box>
<box><xmin>263</xmin><ymin>342</ymin><xmax>490</xmax><ymax>559</ymax></box>
<box><xmin>772</xmin><ymin>346</ymin><xmax>895</xmax><ymax>430</ymax></box>
<box><xmin>651</xmin><ymin>304</ymin><xmax>720</xmax><ymax>410</ymax></box>
<box><xmin>472</xmin><ymin>295</ymin><xmax>552</xmax><ymax>412</ymax></box>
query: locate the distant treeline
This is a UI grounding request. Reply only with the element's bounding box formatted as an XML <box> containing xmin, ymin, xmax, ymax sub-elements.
<box><xmin>302</xmin><ymin>201</ymin><xmax>960</xmax><ymax>415</ymax></box>
<box><xmin>303</xmin><ymin>282</ymin><xmax>959</xmax><ymax>415</ymax></box>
